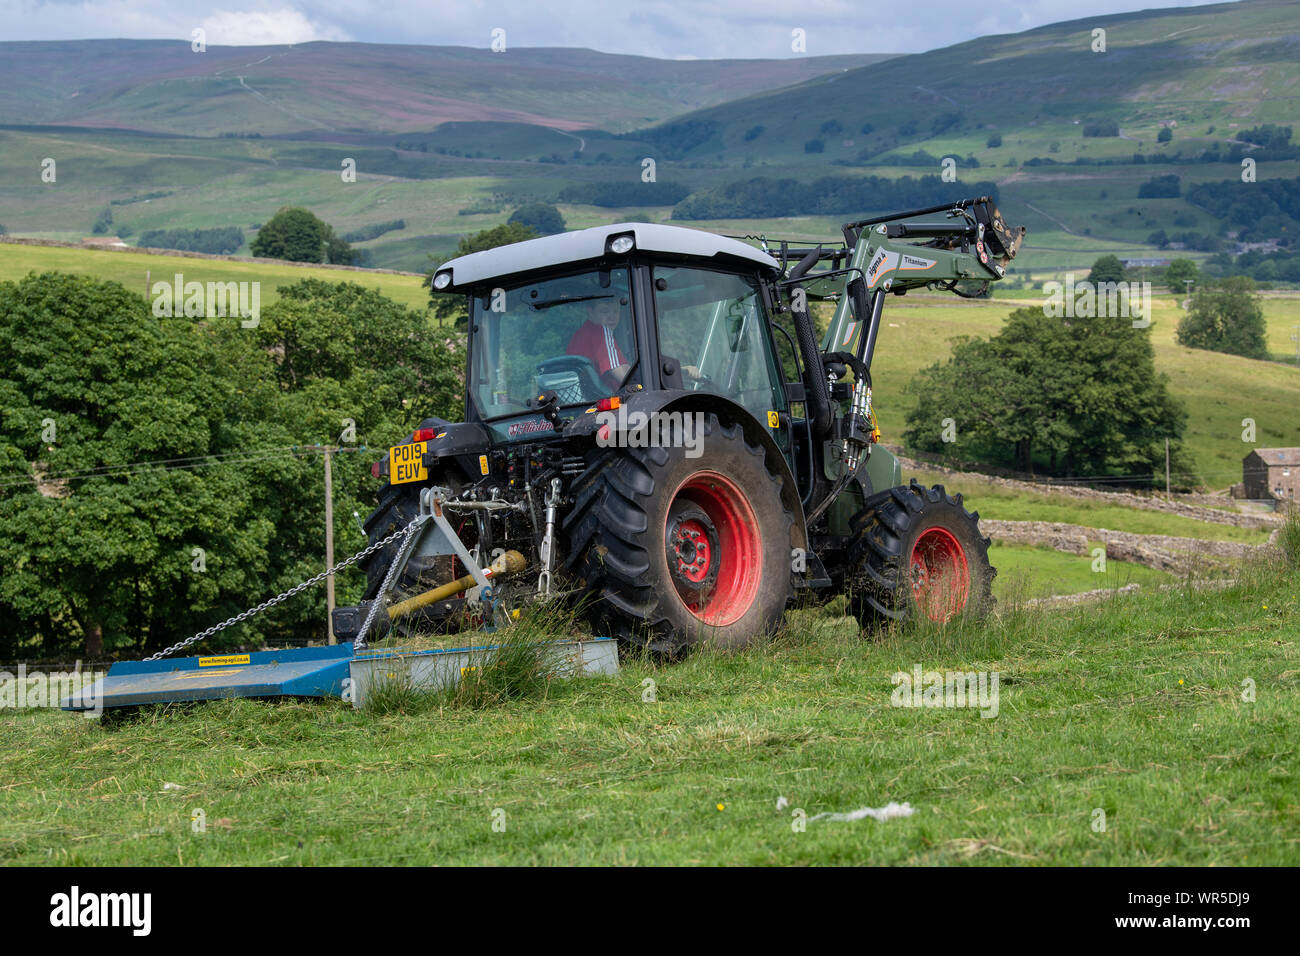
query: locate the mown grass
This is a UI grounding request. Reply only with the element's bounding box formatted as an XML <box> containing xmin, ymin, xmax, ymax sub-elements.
<box><xmin>989</xmin><ymin>542</ymin><xmax>1173</xmax><ymax>600</ymax></box>
<box><xmin>2</xmin><ymin>552</ymin><xmax>1296</xmax><ymax>866</ymax></box>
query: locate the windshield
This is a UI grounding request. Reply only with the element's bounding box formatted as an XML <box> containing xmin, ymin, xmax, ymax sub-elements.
<box><xmin>469</xmin><ymin>267</ymin><xmax>637</xmax><ymax>420</ymax></box>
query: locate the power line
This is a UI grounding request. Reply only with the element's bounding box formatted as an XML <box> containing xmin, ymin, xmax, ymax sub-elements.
<box><xmin>0</xmin><ymin>445</ymin><xmax>371</xmax><ymax>491</ymax></box>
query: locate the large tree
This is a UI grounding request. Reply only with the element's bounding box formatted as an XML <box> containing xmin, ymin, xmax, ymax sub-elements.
<box><xmin>1087</xmin><ymin>254</ymin><xmax>1126</xmax><ymax>285</ymax></box>
<box><xmin>251</xmin><ymin>207</ymin><xmax>355</xmax><ymax>265</ymax></box>
<box><xmin>0</xmin><ymin>273</ymin><xmax>286</xmax><ymax>658</ymax></box>
<box><xmin>1175</xmin><ymin>276</ymin><xmax>1269</xmax><ymax>360</ymax></box>
<box><xmin>508</xmin><ymin>203</ymin><xmax>565</xmax><ymax>236</ymax></box>
<box><xmin>904</xmin><ymin>306</ymin><xmax>1187</xmax><ymax>482</ymax></box>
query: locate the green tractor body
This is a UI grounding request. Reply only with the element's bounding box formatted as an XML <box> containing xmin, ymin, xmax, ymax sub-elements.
<box><xmin>339</xmin><ymin>197</ymin><xmax>1025</xmax><ymax>652</ymax></box>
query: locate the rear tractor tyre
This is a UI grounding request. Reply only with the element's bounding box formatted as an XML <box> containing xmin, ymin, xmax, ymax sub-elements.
<box><xmin>563</xmin><ymin>413</ymin><xmax>794</xmax><ymax>656</ymax></box>
<box><xmin>848</xmin><ymin>480</ymin><xmax>995</xmax><ymax>629</ymax></box>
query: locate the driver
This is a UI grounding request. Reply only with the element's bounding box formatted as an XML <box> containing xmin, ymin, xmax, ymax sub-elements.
<box><xmin>567</xmin><ymin>296</ymin><xmax>631</xmax><ymax>389</ymax></box>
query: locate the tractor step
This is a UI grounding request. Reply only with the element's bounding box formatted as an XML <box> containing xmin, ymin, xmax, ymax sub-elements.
<box><xmin>60</xmin><ymin>643</ymin><xmax>355</xmax><ymax>712</ymax></box>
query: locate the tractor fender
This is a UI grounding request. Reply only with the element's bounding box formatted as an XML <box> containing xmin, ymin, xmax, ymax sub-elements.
<box><xmin>567</xmin><ymin>389</ymin><xmax>808</xmax><ymax>552</ymax></box>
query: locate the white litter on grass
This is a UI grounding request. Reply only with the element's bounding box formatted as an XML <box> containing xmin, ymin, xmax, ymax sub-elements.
<box><xmin>775</xmin><ymin>796</ymin><xmax>789</xmax><ymax>811</ymax></box>
<box><xmin>162</xmin><ymin>782</ymin><xmax>183</xmax><ymax>791</ymax></box>
<box><xmin>808</xmin><ymin>801</ymin><xmax>915</xmax><ymax>824</ymax></box>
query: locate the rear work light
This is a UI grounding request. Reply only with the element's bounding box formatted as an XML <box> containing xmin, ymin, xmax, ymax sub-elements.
<box><xmin>595</xmin><ymin>396</ymin><xmax>621</xmax><ymax>412</ymax></box>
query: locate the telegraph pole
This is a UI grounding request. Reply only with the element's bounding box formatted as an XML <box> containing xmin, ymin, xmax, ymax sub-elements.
<box><xmin>324</xmin><ymin>445</ymin><xmax>336</xmax><ymax>643</ymax></box>
<box><xmin>1291</xmin><ymin>324</ymin><xmax>1299</xmax><ymax>365</ymax></box>
<box><xmin>1165</xmin><ymin>438</ymin><xmax>1171</xmax><ymax>495</ymax></box>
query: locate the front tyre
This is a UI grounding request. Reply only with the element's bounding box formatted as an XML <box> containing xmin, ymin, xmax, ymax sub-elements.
<box><xmin>848</xmin><ymin>480</ymin><xmax>995</xmax><ymax>628</ymax></box>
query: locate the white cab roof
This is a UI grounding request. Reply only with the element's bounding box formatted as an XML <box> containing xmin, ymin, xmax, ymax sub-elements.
<box><xmin>437</xmin><ymin>222</ymin><xmax>780</xmax><ymax>288</ymax></box>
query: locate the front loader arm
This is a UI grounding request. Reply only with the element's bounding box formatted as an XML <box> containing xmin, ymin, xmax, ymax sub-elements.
<box><xmin>819</xmin><ymin>196</ymin><xmax>1026</xmax><ymax>359</ymax></box>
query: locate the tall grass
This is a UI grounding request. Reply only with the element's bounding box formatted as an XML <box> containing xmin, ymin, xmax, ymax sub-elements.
<box><xmin>362</xmin><ymin>604</ymin><xmax>592</xmax><ymax>714</ymax></box>
<box><xmin>1278</xmin><ymin>509</ymin><xmax>1300</xmax><ymax>570</ymax></box>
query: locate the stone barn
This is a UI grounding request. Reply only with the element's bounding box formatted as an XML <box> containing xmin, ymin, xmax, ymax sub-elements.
<box><xmin>1242</xmin><ymin>448</ymin><xmax>1300</xmax><ymax>501</ymax></box>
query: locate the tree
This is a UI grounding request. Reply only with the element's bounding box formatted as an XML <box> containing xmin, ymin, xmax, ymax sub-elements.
<box><xmin>0</xmin><ymin>272</ymin><xmax>462</xmax><ymax>661</ymax></box>
<box><xmin>986</xmin><ymin>133</ymin><xmax>1003</xmax><ymax>148</ymax></box>
<box><xmin>1157</xmin><ymin>127</ymin><xmax>1173</xmax><ymax>143</ymax></box>
<box><xmin>0</xmin><ymin>273</ymin><xmax>284</xmax><ymax>658</ymax></box>
<box><xmin>804</xmin><ymin>139</ymin><xmax>825</xmax><ymax>154</ymax></box>
<box><xmin>422</xmin><ymin>222</ymin><xmax>538</xmax><ymax>326</ymax></box>
<box><xmin>508</xmin><ymin>203</ymin><xmax>566</xmax><ymax>236</ymax></box>
<box><xmin>1163</xmin><ymin>258</ymin><xmax>1199</xmax><ymax>293</ymax></box>
<box><xmin>1176</xmin><ymin>276</ymin><xmax>1269</xmax><ymax>359</ymax></box>
<box><xmin>904</xmin><ymin>307</ymin><xmax>1186</xmax><ymax>482</ymax></box>
<box><xmin>251</xmin><ymin>207</ymin><xmax>355</xmax><ymax>264</ymax></box>
<box><xmin>1087</xmin><ymin>255</ymin><xmax>1126</xmax><ymax>284</ymax></box>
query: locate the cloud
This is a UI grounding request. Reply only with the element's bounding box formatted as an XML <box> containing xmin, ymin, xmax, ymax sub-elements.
<box><xmin>199</xmin><ymin>8</ymin><xmax>349</xmax><ymax>46</ymax></box>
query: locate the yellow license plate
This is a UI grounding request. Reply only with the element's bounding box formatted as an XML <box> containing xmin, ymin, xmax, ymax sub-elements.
<box><xmin>389</xmin><ymin>441</ymin><xmax>428</xmax><ymax>484</ymax></box>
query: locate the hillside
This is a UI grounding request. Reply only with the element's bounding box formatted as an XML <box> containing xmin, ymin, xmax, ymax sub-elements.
<box><xmin>0</xmin><ymin>40</ymin><xmax>889</xmax><ymax>135</ymax></box>
<box><xmin>650</xmin><ymin>0</ymin><xmax>1299</xmax><ymax>165</ymax></box>
<box><xmin>0</xmin><ymin>1</ymin><xmax>1296</xmax><ymax>274</ymax></box>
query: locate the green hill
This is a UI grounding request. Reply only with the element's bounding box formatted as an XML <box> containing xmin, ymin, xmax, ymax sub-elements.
<box><xmin>0</xmin><ymin>40</ymin><xmax>890</xmax><ymax>135</ymax></box>
<box><xmin>646</xmin><ymin>0</ymin><xmax>1299</xmax><ymax>166</ymax></box>
<box><xmin>0</xmin><ymin>1</ymin><xmax>1297</xmax><ymax>274</ymax></box>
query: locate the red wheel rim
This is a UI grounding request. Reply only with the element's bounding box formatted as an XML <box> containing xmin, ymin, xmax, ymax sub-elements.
<box><xmin>910</xmin><ymin>527</ymin><xmax>970</xmax><ymax>623</ymax></box>
<box><xmin>666</xmin><ymin>472</ymin><xmax>761</xmax><ymax>627</ymax></box>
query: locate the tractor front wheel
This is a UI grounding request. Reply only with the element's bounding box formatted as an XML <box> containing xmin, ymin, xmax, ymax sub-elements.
<box><xmin>848</xmin><ymin>480</ymin><xmax>994</xmax><ymax>628</ymax></box>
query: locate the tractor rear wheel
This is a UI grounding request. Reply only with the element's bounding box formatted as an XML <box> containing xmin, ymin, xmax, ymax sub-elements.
<box><xmin>848</xmin><ymin>480</ymin><xmax>994</xmax><ymax>628</ymax></box>
<box><xmin>563</xmin><ymin>413</ymin><xmax>794</xmax><ymax>656</ymax></box>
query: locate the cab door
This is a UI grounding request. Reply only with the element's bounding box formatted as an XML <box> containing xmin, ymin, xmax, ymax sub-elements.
<box><xmin>650</xmin><ymin>264</ymin><xmax>790</xmax><ymax>456</ymax></box>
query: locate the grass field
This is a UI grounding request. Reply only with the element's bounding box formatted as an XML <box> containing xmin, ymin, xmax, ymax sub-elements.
<box><xmin>0</xmin><ymin>242</ymin><xmax>431</xmax><ymax>312</ymax></box>
<box><xmin>990</xmin><ymin>542</ymin><xmax>1174</xmax><ymax>600</ymax></box>
<box><xmin>1</xmin><ymin>553</ymin><xmax>1295</xmax><ymax>866</ymax></box>
<box><xmin>863</xmin><ymin>293</ymin><xmax>1300</xmax><ymax>490</ymax></box>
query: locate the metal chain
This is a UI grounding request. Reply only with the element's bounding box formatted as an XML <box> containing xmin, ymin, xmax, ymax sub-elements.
<box><xmin>144</xmin><ymin>522</ymin><xmax>418</xmax><ymax>662</ymax></box>
<box><xmin>353</xmin><ymin>513</ymin><xmax>430</xmax><ymax>653</ymax></box>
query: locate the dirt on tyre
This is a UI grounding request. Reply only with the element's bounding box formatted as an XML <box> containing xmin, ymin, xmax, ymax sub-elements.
<box><xmin>563</xmin><ymin>412</ymin><xmax>794</xmax><ymax>656</ymax></box>
<box><xmin>848</xmin><ymin>479</ymin><xmax>994</xmax><ymax>628</ymax></box>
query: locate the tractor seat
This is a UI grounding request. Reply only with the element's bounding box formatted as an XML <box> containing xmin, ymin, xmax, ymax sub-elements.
<box><xmin>535</xmin><ymin>355</ymin><xmax>604</xmax><ymax>405</ymax></box>
<box><xmin>536</xmin><ymin>370</ymin><xmax>585</xmax><ymax>405</ymax></box>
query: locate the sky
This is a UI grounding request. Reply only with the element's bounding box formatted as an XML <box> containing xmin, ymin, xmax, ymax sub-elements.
<box><xmin>5</xmin><ymin>0</ymin><xmax>1232</xmax><ymax>58</ymax></box>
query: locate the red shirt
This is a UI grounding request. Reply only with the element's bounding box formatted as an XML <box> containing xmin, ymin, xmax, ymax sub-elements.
<box><xmin>567</xmin><ymin>320</ymin><xmax>627</xmax><ymax>377</ymax></box>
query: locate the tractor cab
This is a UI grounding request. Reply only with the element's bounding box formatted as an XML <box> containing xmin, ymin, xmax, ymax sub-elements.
<box><xmin>431</xmin><ymin>223</ymin><xmax>791</xmax><ymax>450</ymax></box>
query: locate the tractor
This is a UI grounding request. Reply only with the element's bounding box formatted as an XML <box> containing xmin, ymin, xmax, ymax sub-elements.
<box><xmin>335</xmin><ymin>196</ymin><xmax>1026</xmax><ymax>655</ymax></box>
